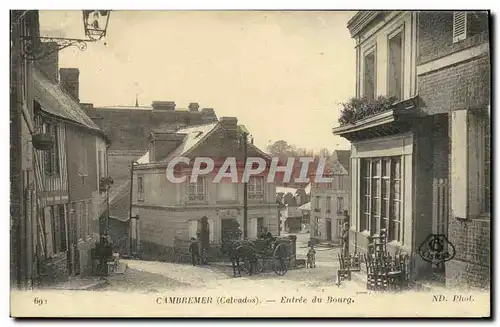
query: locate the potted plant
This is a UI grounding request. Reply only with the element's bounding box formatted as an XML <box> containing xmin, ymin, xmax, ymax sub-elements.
<box><xmin>32</xmin><ymin>133</ymin><xmax>54</xmax><ymax>151</ymax></box>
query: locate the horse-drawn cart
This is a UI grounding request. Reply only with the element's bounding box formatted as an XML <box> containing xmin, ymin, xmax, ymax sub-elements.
<box><xmin>224</xmin><ymin>238</ymin><xmax>291</xmax><ymax>277</ymax></box>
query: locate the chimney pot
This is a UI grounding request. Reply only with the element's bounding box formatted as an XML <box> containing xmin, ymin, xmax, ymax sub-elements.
<box><xmin>152</xmin><ymin>101</ymin><xmax>176</xmax><ymax>110</ymax></box>
<box><xmin>188</xmin><ymin>102</ymin><xmax>200</xmax><ymax>112</ymax></box>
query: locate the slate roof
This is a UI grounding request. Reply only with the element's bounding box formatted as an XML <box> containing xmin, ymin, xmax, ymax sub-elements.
<box><xmin>33</xmin><ymin>68</ymin><xmax>102</xmax><ymax>132</ymax></box>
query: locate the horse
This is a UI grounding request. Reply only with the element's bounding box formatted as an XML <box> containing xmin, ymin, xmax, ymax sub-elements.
<box><xmin>220</xmin><ymin>240</ymin><xmax>259</xmax><ymax>277</ymax></box>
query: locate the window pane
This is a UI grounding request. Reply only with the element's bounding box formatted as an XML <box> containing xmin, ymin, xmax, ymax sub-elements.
<box><xmin>372</xmin><ymin>197</ymin><xmax>379</xmax><ymax>215</ymax></box>
<box><xmin>373</xmin><ymin>178</ymin><xmax>381</xmax><ymax>196</ymax></box>
<box><xmin>393</xmin><ymin>158</ymin><xmax>401</xmax><ymax>179</ymax></box>
<box><xmin>393</xmin><ymin>181</ymin><xmax>401</xmax><ymax>200</ymax></box>
<box><xmin>382</xmin><ymin>199</ymin><xmax>389</xmax><ymax>218</ymax></box>
<box><xmin>390</xmin><ymin>221</ymin><xmax>400</xmax><ymax>242</ymax></box>
<box><xmin>382</xmin><ymin>179</ymin><xmax>390</xmax><ymax>198</ymax></box>
<box><xmin>393</xmin><ymin>201</ymin><xmax>400</xmax><ymax>222</ymax></box>
<box><xmin>373</xmin><ymin>160</ymin><xmax>381</xmax><ymax>176</ymax></box>
<box><xmin>382</xmin><ymin>158</ymin><xmax>391</xmax><ymax>177</ymax></box>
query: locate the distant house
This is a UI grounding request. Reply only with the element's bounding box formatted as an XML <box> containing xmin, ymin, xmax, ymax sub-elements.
<box><xmin>131</xmin><ymin>117</ymin><xmax>278</xmax><ymax>261</ymax></box>
<box><xmin>276</xmin><ymin>186</ymin><xmax>310</xmax><ymax>234</ymax></box>
<box><xmin>309</xmin><ymin>150</ymin><xmax>350</xmax><ymax>244</ymax></box>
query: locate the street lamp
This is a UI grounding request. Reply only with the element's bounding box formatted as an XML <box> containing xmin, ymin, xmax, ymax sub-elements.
<box><xmin>20</xmin><ymin>10</ymin><xmax>111</xmax><ymax>61</ymax></box>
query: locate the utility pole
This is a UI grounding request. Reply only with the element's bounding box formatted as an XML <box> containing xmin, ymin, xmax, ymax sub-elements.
<box><xmin>128</xmin><ymin>160</ymin><xmax>135</xmax><ymax>255</ymax></box>
<box><xmin>243</xmin><ymin>132</ymin><xmax>248</xmax><ymax>240</ymax></box>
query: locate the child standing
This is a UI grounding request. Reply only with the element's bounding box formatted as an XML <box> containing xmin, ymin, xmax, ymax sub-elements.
<box><xmin>307</xmin><ymin>244</ymin><xmax>316</xmax><ymax>268</ymax></box>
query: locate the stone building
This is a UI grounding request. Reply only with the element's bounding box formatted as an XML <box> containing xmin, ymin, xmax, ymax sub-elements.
<box><xmin>130</xmin><ymin>117</ymin><xmax>278</xmax><ymax>261</ymax></box>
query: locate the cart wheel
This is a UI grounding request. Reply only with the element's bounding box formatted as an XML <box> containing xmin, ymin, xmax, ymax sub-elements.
<box><xmin>273</xmin><ymin>243</ymin><xmax>289</xmax><ymax>276</ymax></box>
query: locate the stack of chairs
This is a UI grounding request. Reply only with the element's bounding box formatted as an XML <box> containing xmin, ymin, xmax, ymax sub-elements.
<box><xmin>364</xmin><ymin>251</ymin><xmax>409</xmax><ymax>291</ymax></box>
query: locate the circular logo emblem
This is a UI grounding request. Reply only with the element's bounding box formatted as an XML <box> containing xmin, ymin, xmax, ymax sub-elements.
<box><xmin>418</xmin><ymin>234</ymin><xmax>455</xmax><ymax>265</ymax></box>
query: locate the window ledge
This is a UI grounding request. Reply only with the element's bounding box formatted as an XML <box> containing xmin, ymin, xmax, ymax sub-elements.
<box><xmin>360</xmin><ymin>230</ymin><xmax>371</xmax><ymax>236</ymax></box>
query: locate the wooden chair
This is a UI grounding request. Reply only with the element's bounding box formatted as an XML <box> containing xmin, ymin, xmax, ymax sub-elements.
<box><xmin>337</xmin><ymin>253</ymin><xmax>352</xmax><ymax>286</ymax></box>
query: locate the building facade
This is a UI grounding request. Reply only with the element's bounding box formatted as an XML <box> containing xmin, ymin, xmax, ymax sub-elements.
<box><xmin>10</xmin><ymin>10</ymin><xmax>111</xmax><ymax>288</ymax></box>
<box><xmin>132</xmin><ymin>117</ymin><xmax>278</xmax><ymax>262</ymax></box>
<box><xmin>333</xmin><ymin>11</ymin><xmax>490</xmax><ymax>288</ymax></box>
<box><xmin>309</xmin><ymin>150</ymin><xmax>350</xmax><ymax>244</ymax></box>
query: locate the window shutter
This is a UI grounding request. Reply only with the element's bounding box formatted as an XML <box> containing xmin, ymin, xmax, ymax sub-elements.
<box><xmin>453</xmin><ymin>12</ymin><xmax>467</xmax><ymax>43</ymax></box>
<box><xmin>208</xmin><ymin>220</ymin><xmax>215</xmax><ymax>242</ymax></box>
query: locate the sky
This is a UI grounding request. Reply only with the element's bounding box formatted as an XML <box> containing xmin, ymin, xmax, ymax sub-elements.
<box><xmin>39</xmin><ymin>10</ymin><xmax>356</xmax><ymax>152</ymax></box>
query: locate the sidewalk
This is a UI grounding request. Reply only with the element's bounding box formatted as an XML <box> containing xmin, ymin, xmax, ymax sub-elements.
<box><xmin>43</xmin><ymin>276</ymin><xmax>109</xmax><ymax>291</ymax></box>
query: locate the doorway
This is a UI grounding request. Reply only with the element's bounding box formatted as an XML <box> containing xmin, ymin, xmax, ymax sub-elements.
<box><xmin>326</xmin><ymin>219</ymin><xmax>332</xmax><ymax>241</ymax></box>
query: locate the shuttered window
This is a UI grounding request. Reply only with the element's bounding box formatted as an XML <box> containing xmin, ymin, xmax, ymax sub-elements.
<box><xmin>388</xmin><ymin>31</ymin><xmax>403</xmax><ymax>101</ymax></box>
<box><xmin>453</xmin><ymin>12</ymin><xmax>467</xmax><ymax>43</ymax></box>
<box><xmin>363</xmin><ymin>51</ymin><xmax>376</xmax><ymax>99</ymax></box>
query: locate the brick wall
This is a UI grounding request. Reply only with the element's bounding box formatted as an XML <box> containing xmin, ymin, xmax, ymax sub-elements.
<box><xmin>417</xmin><ymin>11</ymin><xmax>489</xmax><ymax>65</ymax></box>
<box><xmin>446</xmin><ymin>217</ymin><xmax>490</xmax><ymax>289</ymax></box>
<box><xmin>419</xmin><ymin>56</ymin><xmax>490</xmax><ymax>115</ymax></box>
<box><xmin>445</xmin><ymin>112</ymin><xmax>490</xmax><ymax>289</ymax></box>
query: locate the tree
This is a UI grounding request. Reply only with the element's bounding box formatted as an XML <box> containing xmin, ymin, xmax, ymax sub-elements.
<box><xmin>266</xmin><ymin>140</ymin><xmax>295</xmax><ymax>157</ymax></box>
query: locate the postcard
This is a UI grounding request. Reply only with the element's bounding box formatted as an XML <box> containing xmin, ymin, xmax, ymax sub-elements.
<box><xmin>10</xmin><ymin>9</ymin><xmax>491</xmax><ymax>318</ymax></box>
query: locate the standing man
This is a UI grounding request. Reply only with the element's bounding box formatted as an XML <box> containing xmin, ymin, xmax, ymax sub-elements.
<box><xmin>199</xmin><ymin>216</ymin><xmax>210</xmax><ymax>265</ymax></box>
<box><xmin>189</xmin><ymin>237</ymin><xmax>200</xmax><ymax>266</ymax></box>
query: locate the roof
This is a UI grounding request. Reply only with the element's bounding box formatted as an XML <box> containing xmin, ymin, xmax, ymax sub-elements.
<box><xmin>33</xmin><ymin>68</ymin><xmax>102</xmax><ymax>133</ymax></box>
<box><xmin>298</xmin><ymin>202</ymin><xmax>311</xmax><ymax>211</ymax></box>
<box><xmin>109</xmin><ymin>180</ymin><xmax>131</xmax><ymax>220</ymax></box>
<box><xmin>333</xmin><ymin>149</ymin><xmax>351</xmax><ymax>173</ymax></box>
<box><xmin>163</xmin><ymin>122</ymin><xmax>219</xmax><ymax>161</ymax></box>
<box><xmin>85</xmin><ymin>106</ymin><xmax>218</xmax><ymax>151</ymax></box>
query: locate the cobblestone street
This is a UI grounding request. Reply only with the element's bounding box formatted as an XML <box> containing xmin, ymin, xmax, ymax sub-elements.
<box><xmin>96</xmin><ymin>232</ymin><xmax>363</xmax><ymax>294</ymax></box>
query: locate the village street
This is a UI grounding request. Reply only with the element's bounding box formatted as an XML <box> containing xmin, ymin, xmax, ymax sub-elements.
<box><xmin>96</xmin><ymin>233</ymin><xmax>363</xmax><ymax>294</ymax></box>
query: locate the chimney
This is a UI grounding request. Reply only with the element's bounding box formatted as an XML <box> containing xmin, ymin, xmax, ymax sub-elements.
<box><xmin>220</xmin><ymin>117</ymin><xmax>238</xmax><ymax>139</ymax></box>
<box><xmin>148</xmin><ymin>131</ymin><xmax>186</xmax><ymax>162</ymax></box>
<box><xmin>152</xmin><ymin>101</ymin><xmax>176</xmax><ymax>110</ymax></box>
<box><xmin>37</xmin><ymin>42</ymin><xmax>59</xmax><ymax>83</ymax></box>
<box><xmin>59</xmin><ymin>68</ymin><xmax>80</xmax><ymax>102</ymax></box>
<box><xmin>201</xmin><ymin>108</ymin><xmax>217</xmax><ymax>122</ymax></box>
<box><xmin>188</xmin><ymin>102</ymin><xmax>200</xmax><ymax>112</ymax></box>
